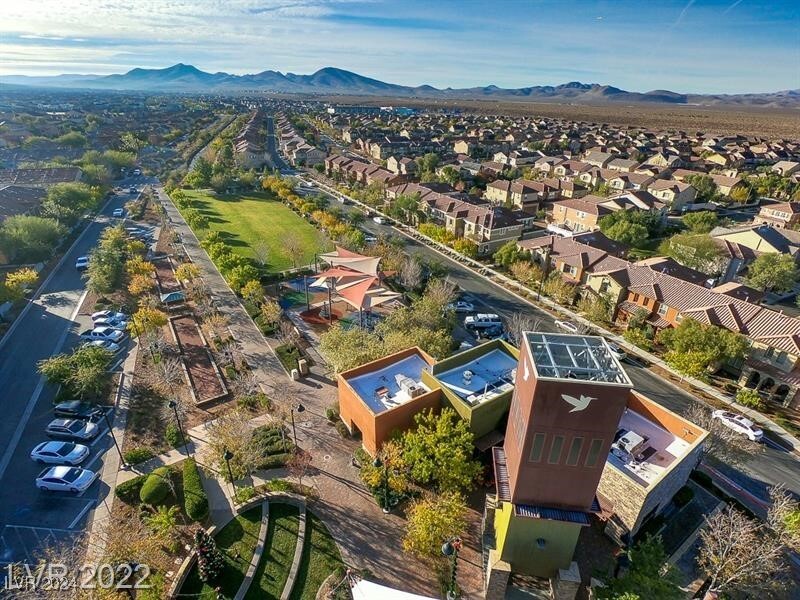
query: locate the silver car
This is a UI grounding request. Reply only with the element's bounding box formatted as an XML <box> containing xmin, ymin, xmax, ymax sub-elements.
<box><xmin>80</xmin><ymin>327</ymin><xmax>125</xmax><ymax>343</ymax></box>
<box><xmin>30</xmin><ymin>441</ymin><xmax>90</xmax><ymax>465</ymax></box>
<box><xmin>45</xmin><ymin>418</ymin><xmax>100</xmax><ymax>441</ymax></box>
<box><xmin>36</xmin><ymin>466</ymin><xmax>98</xmax><ymax>493</ymax></box>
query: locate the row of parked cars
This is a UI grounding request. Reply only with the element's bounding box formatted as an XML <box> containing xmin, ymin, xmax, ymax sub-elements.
<box><xmin>33</xmin><ymin>310</ymin><xmax>131</xmax><ymax>493</ymax></box>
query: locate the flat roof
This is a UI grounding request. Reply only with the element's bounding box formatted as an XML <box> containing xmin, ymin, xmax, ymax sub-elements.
<box><xmin>435</xmin><ymin>347</ymin><xmax>517</xmax><ymax>407</ymax></box>
<box><xmin>525</xmin><ymin>332</ymin><xmax>631</xmax><ymax>385</ymax></box>
<box><xmin>346</xmin><ymin>353</ymin><xmax>431</xmax><ymax>415</ymax></box>
<box><xmin>608</xmin><ymin>408</ymin><xmax>692</xmax><ymax>487</ymax></box>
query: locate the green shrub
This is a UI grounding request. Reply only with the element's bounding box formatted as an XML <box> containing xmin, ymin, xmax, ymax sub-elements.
<box><xmin>262</xmin><ymin>479</ymin><xmax>292</xmax><ymax>493</ymax></box>
<box><xmin>335</xmin><ymin>421</ymin><xmax>350</xmax><ymax>438</ymax></box>
<box><xmin>237</xmin><ymin>392</ymin><xmax>271</xmax><ymax>411</ymax></box>
<box><xmin>224</xmin><ymin>365</ymin><xmax>237</xmax><ymax>380</ymax></box>
<box><xmin>234</xmin><ymin>486</ymin><xmax>256</xmax><ymax>504</ymax></box>
<box><xmin>123</xmin><ymin>447</ymin><xmax>155</xmax><ymax>465</ymax></box>
<box><xmin>165</xmin><ymin>422</ymin><xmax>182</xmax><ymax>448</ymax></box>
<box><xmin>326</xmin><ymin>403</ymin><xmax>340</xmax><ymax>422</ymax></box>
<box><xmin>257</xmin><ymin>453</ymin><xmax>292</xmax><ymax>470</ymax></box>
<box><xmin>139</xmin><ymin>467</ymin><xmax>172</xmax><ymax>505</ymax></box>
<box><xmin>674</xmin><ymin>485</ymin><xmax>695</xmax><ymax>507</ymax></box>
<box><xmin>183</xmin><ymin>458</ymin><xmax>209</xmax><ymax>522</ymax></box>
<box><xmin>115</xmin><ymin>475</ymin><xmax>147</xmax><ymax>504</ymax></box>
<box><xmin>735</xmin><ymin>388</ymin><xmax>765</xmax><ymax>411</ymax></box>
<box><xmin>623</xmin><ymin>327</ymin><xmax>653</xmax><ymax>351</ymax></box>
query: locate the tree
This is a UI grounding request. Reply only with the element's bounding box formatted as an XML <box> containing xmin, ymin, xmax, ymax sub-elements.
<box><xmin>129</xmin><ymin>307</ymin><xmax>168</xmax><ymax>357</ymax></box>
<box><xmin>252</xmin><ymin>240</ymin><xmax>270</xmax><ymax>268</ymax></box>
<box><xmin>745</xmin><ymin>253</ymin><xmax>799</xmax><ymax>294</ymax></box>
<box><xmin>128</xmin><ymin>273</ymin><xmax>155</xmax><ymax>297</ymax></box>
<box><xmin>194</xmin><ymin>529</ymin><xmax>225</xmax><ymax>583</ymax></box>
<box><xmin>359</xmin><ymin>440</ymin><xmax>410</xmax><ymax>499</ymax></box>
<box><xmin>0</xmin><ymin>215</ymin><xmax>65</xmax><ymax>263</ymax></box>
<box><xmin>206</xmin><ymin>408</ymin><xmax>262</xmax><ymax>480</ymax></box>
<box><xmin>155</xmin><ymin>356</ymin><xmax>184</xmax><ymax>395</ymax></box>
<box><xmin>1</xmin><ymin>267</ymin><xmax>38</xmax><ymax>302</ymax></box>
<box><xmin>452</xmin><ymin>238</ymin><xmax>478</xmax><ymax>258</ymax></box>
<box><xmin>185</xmin><ymin>156</ymin><xmax>212</xmax><ymax>188</ymax></box>
<box><xmin>120</xmin><ymin>131</ymin><xmax>146</xmax><ymax>154</ymax></box>
<box><xmin>226</xmin><ymin>264</ymin><xmax>259</xmax><ymax>293</ymax></box>
<box><xmin>509</xmin><ymin>260</ymin><xmax>544</xmax><ymax>286</ymax></box>
<box><xmin>658</xmin><ymin>319</ymin><xmax>748</xmax><ymax>376</ymax></box>
<box><xmin>577</xmin><ymin>293</ymin><xmax>614</xmax><ymax>325</ymax></box>
<box><xmin>542</xmin><ymin>272</ymin><xmax>577</xmax><ymax>305</ymax></box>
<box><xmin>283</xmin><ymin>237</ymin><xmax>305</xmax><ymax>269</ymax></box>
<box><xmin>260</xmin><ymin>299</ymin><xmax>282</xmax><ymax>328</ymax></box>
<box><xmin>184</xmin><ymin>208</ymin><xmax>209</xmax><ymax>230</ymax></box>
<box><xmin>596</xmin><ymin>535</ymin><xmax>682</xmax><ymax>600</ymax></box>
<box><xmin>125</xmin><ymin>256</ymin><xmax>155</xmax><ymax>278</ymax></box>
<box><xmin>38</xmin><ymin>344</ymin><xmax>112</xmax><ymax>399</ymax></box>
<box><xmin>684</xmin><ymin>403</ymin><xmax>762</xmax><ymax>468</ymax></box>
<box><xmin>174</xmin><ymin>262</ymin><xmax>201</xmax><ymax>282</ymax></box>
<box><xmin>240</xmin><ymin>279</ymin><xmax>263</xmax><ymax>306</ymax></box>
<box><xmin>659</xmin><ymin>233</ymin><xmax>725</xmax><ymax>274</ymax></box>
<box><xmin>686</xmin><ymin>174</ymin><xmax>719</xmax><ymax>203</ymax></box>
<box><xmin>506</xmin><ymin>313</ymin><xmax>542</xmax><ymax>347</ymax></box>
<box><xmin>683</xmin><ymin>211</ymin><xmax>718</xmax><ymax>234</ymax></box>
<box><xmin>286</xmin><ymin>448</ymin><xmax>312</xmax><ymax>486</ymax></box>
<box><xmin>493</xmin><ymin>240</ymin><xmax>526</xmax><ymax>269</ymax></box>
<box><xmin>398</xmin><ymin>257</ymin><xmax>423</xmax><ymax>291</ymax></box>
<box><xmin>697</xmin><ymin>486</ymin><xmax>800</xmax><ymax>597</ymax></box>
<box><xmin>403</xmin><ymin>492</ymin><xmax>467</xmax><ymax>562</ymax></box>
<box><xmin>735</xmin><ymin>388</ymin><xmax>765</xmax><ymax>410</ymax></box>
<box><xmin>319</xmin><ymin>323</ymin><xmax>384</xmax><ymax>373</ymax></box>
<box><xmin>401</xmin><ymin>408</ymin><xmax>482</xmax><ymax>493</ymax></box>
<box><xmin>41</xmin><ymin>182</ymin><xmax>97</xmax><ymax>225</ymax></box>
<box><xmin>604</xmin><ymin>220</ymin><xmax>649</xmax><ymax>247</ymax></box>
<box><xmin>54</xmin><ymin>131</ymin><xmax>87</xmax><ymax>148</ymax></box>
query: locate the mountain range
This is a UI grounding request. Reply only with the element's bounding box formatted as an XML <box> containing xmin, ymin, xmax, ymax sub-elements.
<box><xmin>2</xmin><ymin>63</ymin><xmax>798</xmax><ymax>107</ymax></box>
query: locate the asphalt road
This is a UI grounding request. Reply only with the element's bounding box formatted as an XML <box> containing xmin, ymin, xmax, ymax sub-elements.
<box><xmin>287</xmin><ymin>169</ymin><xmax>800</xmax><ymax>510</ymax></box>
<box><xmin>0</xmin><ymin>179</ymin><xmax>151</xmax><ymax>568</ymax></box>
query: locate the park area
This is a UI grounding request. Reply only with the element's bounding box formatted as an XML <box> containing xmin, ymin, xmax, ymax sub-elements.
<box><xmin>183</xmin><ymin>189</ymin><xmax>330</xmax><ymax>272</ymax></box>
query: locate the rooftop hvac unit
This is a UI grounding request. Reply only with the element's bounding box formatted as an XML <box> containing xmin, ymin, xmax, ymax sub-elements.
<box><xmin>612</xmin><ymin>429</ymin><xmax>646</xmax><ymax>458</ymax></box>
<box><xmin>395</xmin><ymin>374</ymin><xmax>424</xmax><ymax>398</ymax></box>
<box><xmin>463</xmin><ymin>370</ymin><xmax>474</xmax><ymax>384</ymax></box>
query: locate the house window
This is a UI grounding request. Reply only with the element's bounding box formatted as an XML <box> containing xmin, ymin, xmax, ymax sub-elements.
<box><xmin>632</xmin><ymin>293</ymin><xmax>640</xmax><ymax>302</ymax></box>
<box><xmin>566</xmin><ymin>437</ymin><xmax>583</xmax><ymax>466</ymax></box>
<box><xmin>599</xmin><ymin>280</ymin><xmax>610</xmax><ymax>294</ymax></box>
<box><xmin>529</xmin><ymin>433</ymin><xmax>546</xmax><ymax>463</ymax></box>
<box><xmin>764</xmin><ymin>346</ymin><xmax>775</xmax><ymax>360</ymax></box>
<box><xmin>548</xmin><ymin>436</ymin><xmax>564</xmax><ymax>464</ymax></box>
<box><xmin>585</xmin><ymin>439</ymin><xmax>604</xmax><ymax>467</ymax></box>
<box><xmin>657</xmin><ymin>303</ymin><xmax>668</xmax><ymax>316</ymax></box>
<box><xmin>776</xmin><ymin>351</ymin><xmax>788</xmax><ymax>364</ymax></box>
<box><xmin>569</xmin><ymin>266</ymin><xmax>578</xmax><ymax>277</ymax></box>
<box><xmin>675</xmin><ymin>313</ymin><xmax>684</xmax><ymax>323</ymax></box>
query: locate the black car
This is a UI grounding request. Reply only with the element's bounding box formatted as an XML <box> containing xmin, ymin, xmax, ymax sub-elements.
<box><xmin>54</xmin><ymin>401</ymin><xmax>105</xmax><ymax>422</ymax></box>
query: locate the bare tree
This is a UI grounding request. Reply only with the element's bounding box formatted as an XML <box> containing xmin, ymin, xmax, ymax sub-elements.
<box><xmin>424</xmin><ymin>276</ymin><xmax>458</xmax><ymax>309</ymax></box>
<box><xmin>284</xmin><ymin>237</ymin><xmax>304</xmax><ymax>269</ymax></box>
<box><xmin>399</xmin><ymin>257</ymin><xmax>423</xmax><ymax>291</ymax></box>
<box><xmin>287</xmin><ymin>448</ymin><xmax>312</xmax><ymax>487</ymax></box>
<box><xmin>278</xmin><ymin>319</ymin><xmax>300</xmax><ymax>346</ymax></box>
<box><xmin>207</xmin><ymin>408</ymin><xmax>260</xmax><ymax>480</ymax></box>
<box><xmin>506</xmin><ymin>313</ymin><xmax>542</xmax><ymax>346</ymax></box>
<box><xmin>232</xmin><ymin>370</ymin><xmax>262</xmax><ymax>399</ymax></box>
<box><xmin>252</xmin><ymin>240</ymin><xmax>270</xmax><ymax>268</ymax></box>
<box><xmin>203</xmin><ymin>312</ymin><xmax>229</xmax><ymax>341</ymax></box>
<box><xmin>155</xmin><ymin>356</ymin><xmax>184</xmax><ymax>394</ymax></box>
<box><xmin>685</xmin><ymin>403</ymin><xmax>763</xmax><ymax>468</ymax></box>
<box><xmin>697</xmin><ymin>485</ymin><xmax>800</xmax><ymax>598</ymax></box>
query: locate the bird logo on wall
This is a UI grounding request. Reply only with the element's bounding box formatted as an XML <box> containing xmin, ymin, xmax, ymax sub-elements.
<box><xmin>561</xmin><ymin>394</ymin><xmax>594</xmax><ymax>413</ymax></box>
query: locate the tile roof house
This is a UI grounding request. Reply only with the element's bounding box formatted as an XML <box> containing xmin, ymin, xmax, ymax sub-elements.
<box><xmin>754</xmin><ymin>202</ymin><xmax>800</xmax><ymax>229</ymax></box>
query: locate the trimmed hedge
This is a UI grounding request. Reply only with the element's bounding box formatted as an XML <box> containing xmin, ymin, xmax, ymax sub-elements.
<box><xmin>139</xmin><ymin>467</ymin><xmax>172</xmax><ymax>505</ymax></box>
<box><xmin>166</xmin><ymin>422</ymin><xmax>182</xmax><ymax>448</ymax></box>
<box><xmin>115</xmin><ymin>474</ymin><xmax>147</xmax><ymax>504</ymax></box>
<box><xmin>183</xmin><ymin>458</ymin><xmax>209</xmax><ymax>522</ymax></box>
<box><xmin>123</xmin><ymin>447</ymin><xmax>155</xmax><ymax>465</ymax></box>
<box><xmin>257</xmin><ymin>453</ymin><xmax>292</xmax><ymax>470</ymax></box>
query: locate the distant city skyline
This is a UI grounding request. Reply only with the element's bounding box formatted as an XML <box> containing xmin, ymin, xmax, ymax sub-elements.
<box><xmin>2</xmin><ymin>0</ymin><xmax>798</xmax><ymax>94</ymax></box>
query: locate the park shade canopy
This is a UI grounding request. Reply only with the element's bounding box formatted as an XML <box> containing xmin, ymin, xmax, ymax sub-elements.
<box><xmin>314</xmin><ymin>247</ymin><xmax>401</xmax><ymax>310</ymax></box>
<box><xmin>351</xmin><ymin>579</ymin><xmax>437</xmax><ymax>600</ymax></box>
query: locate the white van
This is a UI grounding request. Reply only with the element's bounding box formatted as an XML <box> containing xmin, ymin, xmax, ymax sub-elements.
<box><xmin>464</xmin><ymin>313</ymin><xmax>502</xmax><ymax>330</ymax></box>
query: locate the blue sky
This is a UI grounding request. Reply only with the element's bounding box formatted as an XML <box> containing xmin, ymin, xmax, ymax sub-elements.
<box><xmin>1</xmin><ymin>0</ymin><xmax>798</xmax><ymax>93</ymax></box>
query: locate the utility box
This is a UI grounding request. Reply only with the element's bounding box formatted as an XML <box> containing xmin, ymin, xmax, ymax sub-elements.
<box><xmin>298</xmin><ymin>359</ymin><xmax>309</xmax><ymax>376</ymax></box>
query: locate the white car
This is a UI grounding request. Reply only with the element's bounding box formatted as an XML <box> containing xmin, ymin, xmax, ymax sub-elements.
<box><xmin>45</xmin><ymin>418</ymin><xmax>100</xmax><ymax>441</ymax></box>
<box><xmin>36</xmin><ymin>466</ymin><xmax>98</xmax><ymax>493</ymax></box>
<box><xmin>554</xmin><ymin>320</ymin><xmax>579</xmax><ymax>334</ymax></box>
<box><xmin>93</xmin><ymin>317</ymin><xmax>129</xmax><ymax>331</ymax></box>
<box><xmin>464</xmin><ymin>313</ymin><xmax>502</xmax><ymax>330</ymax></box>
<box><xmin>448</xmin><ymin>301</ymin><xmax>475</xmax><ymax>313</ymax></box>
<box><xmin>91</xmin><ymin>310</ymin><xmax>128</xmax><ymax>322</ymax></box>
<box><xmin>372</xmin><ymin>216</ymin><xmax>385</xmax><ymax>225</ymax></box>
<box><xmin>606</xmin><ymin>342</ymin><xmax>627</xmax><ymax>361</ymax></box>
<box><xmin>79</xmin><ymin>327</ymin><xmax>125</xmax><ymax>343</ymax></box>
<box><xmin>112</xmin><ymin>208</ymin><xmax>125</xmax><ymax>218</ymax></box>
<box><xmin>75</xmin><ymin>256</ymin><xmax>90</xmax><ymax>271</ymax></box>
<box><xmin>30</xmin><ymin>441</ymin><xmax>90</xmax><ymax>465</ymax></box>
<box><xmin>85</xmin><ymin>339</ymin><xmax>122</xmax><ymax>354</ymax></box>
<box><xmin>712</xmin><ymin>410</ymin><xmax>764</xmax><ymax>442</ymax></box>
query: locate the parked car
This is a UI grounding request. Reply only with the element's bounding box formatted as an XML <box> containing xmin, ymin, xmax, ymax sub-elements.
<box><xmin>36</xmin><ymin>466</ymin><xmax>98</xmax><ymax>493</ymax></box>
<box><xmin>80</xmin><ymin>327</ymin><xmax>125</xmax><ymax>343</ymax></box>
<box><xmin>30</xmin><ymin>441</ymin><xmax>90</xmax><ymax>465</ymax></box>
<box><xmin>54</xmin><ymin>400</ymin><xmax>104</xmax><ymax>421</ymax></box>
<box><xmin>45</xmin><ymin>418</ymin><xmax>100</xmax><ymax>441</ymax></box>
<box><xmin>91</xmin><ymin>310</ymin><xmax>128</xmax><ymax>322</ymax></box>
<box><xmin>606</xmin><ymin>342</ymin><xmax>627</xmax><ymax>361</ymax></box>
<box><xmin>447</xmin><ymin>301</ymin><xmax>475</xmax><ymax>313</ymax></box>
<box><xmin>712</xmin><ymin>410</ymin><xmax>764</xmax><ymax>442</ymax></box>
<box><xmin>129</xmin><ymin>187</ymin><xmax>138</xmax><ymax>194</ymax></box>
<box><xmin>478</xmin><ymin>324</ymin><xmax>507</xmax><ymax>341</ymax></box>
<box><xmin>372</xmin><ymin>216</ymin><xmax>385</xmax><ymax>225</ymax></box>
<box><xmin>93</xmin><ymin>316</ymin><xmax>129</xmax><ymax>331</ymax></box>
<box><xmin>112</xmin><ymin>208</ymin><xmax>125</xmax><ymax>218</ymax></box>
<box><xmin>464</xmin><ymin>313</ymin><xmax>503</xmax><ymax>330</ymax></box>
<box><xmin>132</xmin><ymin>168</ymin><xmax>141</xmax><ymax>176</ymax></box>
<box><xmin>554</xmin><ymin>320</ymin><xmax>579</xmax><ymax>334</ymax></box>
<box><xmin>85</xmin><ymin>339</ymin><xmax>122</xmax><ymax>354</ymax></box>
<box><xmin>75</xmin><ymin>256</ymin><xmax>90</xmax><ymax>271</ymax></box>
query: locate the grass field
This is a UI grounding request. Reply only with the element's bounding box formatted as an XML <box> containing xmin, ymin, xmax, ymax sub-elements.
<box><xmin>245</xmin><ymin>503</ymin><xmax>300</xmax><ymax>600</ymax></box>
<box><xmin>184</xmin><ymin>189</ymin><xmax>330</xmax><ymax>272</ymax></box>
<box><xmin>289</xmin><ymin>512</ymin><xmax>344</xmax><ymax>600</ymax></box>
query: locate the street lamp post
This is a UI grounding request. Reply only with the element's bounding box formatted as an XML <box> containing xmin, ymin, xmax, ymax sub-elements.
<box><xmin>102</xmin><ymin>410</ymin><xmax>127</xmax><ymax>469</ymax></box>
<box><xmin>304</xmin><ymin>275</ymin><xmax>310</xmax><ymax>312</ymax></box>
<box><xmin>537</xmin><ymin>248</ymin><xmax>551</xmax><ymax>301</ymax></box>
<box><xmin>441</xmin><ymin>537</ymin><xmax>463</xmax><ymax>600</ymax></box>
<box><xmin>372</xmin><ymin>456</ymin><xmax>390</xmax><ymax>513</ymax></box>
<box><xmin>290</xmin><ymin>403</ymin><xmax>305</xmax><ymax>447</ymax></box>
<box><xmin>168</xmin><ymin>400</ymin><xmax>190</xmax><ymax>456</ymax></box>
<box><xmin>223</xmin><ymin>449</ymin><xmax>236</xmax><ymax>498</ymax></box>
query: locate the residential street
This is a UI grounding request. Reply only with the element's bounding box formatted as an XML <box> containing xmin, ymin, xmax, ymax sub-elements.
<box><xmin>0</xmin><ymin>182</ymin><xmax>145</xmax><ymax>567</ymax></box>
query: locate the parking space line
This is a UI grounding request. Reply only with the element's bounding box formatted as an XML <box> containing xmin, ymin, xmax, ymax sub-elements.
<box><xmin>89</xmin><ymin>428</ymin><xmax>110</xmax><ymax>447</ymax></box>
<box><xmin>68</xmin><ymin>502</ymin><xmax>94</xmax><ymax>530</ymax></box>
<box><xmin>6</xmin><ymin>525</ymin><xmax>74</xmax><ymax>535</ymax></box>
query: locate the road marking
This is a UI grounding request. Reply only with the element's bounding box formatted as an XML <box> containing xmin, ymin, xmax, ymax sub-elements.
<box><xmin>83</xmin><ymin>448</ymin><xmax>106</xmax><ymax>471</ymax></box>
<box><xmin>0</xmin><ymin>289</ymin><xmax>88</xmax><ymax>482</ymax></box>
<box><xmin>89</xmin><ymin>428</ymin><xmax>110</xmax><ymax>448</ymax></box>
<box><xmin>69</xmin><ymin>502</ymin><xmax>95</xmax><ymax>529</ymax></box>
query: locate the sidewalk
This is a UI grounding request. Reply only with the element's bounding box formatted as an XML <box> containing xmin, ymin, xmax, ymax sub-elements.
<box><xmin>306</xmin><ymin>170</ymin><xmax>800</xmax><ymax>453</ymax></box>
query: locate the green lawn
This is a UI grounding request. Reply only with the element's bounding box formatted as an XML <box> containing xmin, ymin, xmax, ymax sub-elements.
<box><xmin>289</xmin><ymin>512</ymin><xmax>345</xmax><ymax>600</ymax></box>
<box><xmin>183</xmin><ymin>189</ymin><xmax>330</xmax><ymax>272</ymax></box>
<box><xmin>245</xmin><ymin>502</ymin><xmax>300</xmax><ymax>600</ymax></box>
<box><xmin>179</xmin><ymin>505</ymin><xmax>263</xmax><ymax>599</ymax></box>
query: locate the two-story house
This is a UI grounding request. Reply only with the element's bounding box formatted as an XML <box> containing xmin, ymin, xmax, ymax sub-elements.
<box><xmin>754</xmin><ymin>202</ymin><xmax>800</xmax><ymax>229</ymax></box>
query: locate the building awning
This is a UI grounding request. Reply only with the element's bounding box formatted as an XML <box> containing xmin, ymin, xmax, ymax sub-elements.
<box><xmin>492</xmin><ymin>446</ymin><xmax>511</xmax><ymax>502</ymax></box>
<box><xmin>514</xmin><ymin>504</ymin><xmax>590</xmax><ymax>526</ymax></box>
<box><xmin>475</xmin><ymin>430</ymin><xmax>505</xmax><ymax>453</ymax></box>
<box><xmin>351</xmin><ymin>580</ymin><xmax>437</xmax><ymax>600</ymax></box>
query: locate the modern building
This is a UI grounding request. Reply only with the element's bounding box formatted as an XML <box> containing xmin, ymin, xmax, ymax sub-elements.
<box><xmin>422</xmin><ymin>340</ymin><xmax>519</xmax><ymax>441</ymax></box>
<box><xmin>337</xmin><ymin>347</ymin><xmax>438</xmax><ymax>456</ymax></box>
